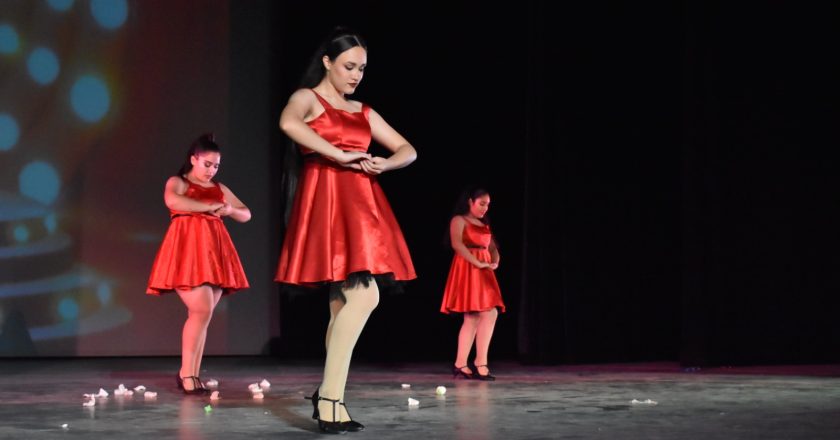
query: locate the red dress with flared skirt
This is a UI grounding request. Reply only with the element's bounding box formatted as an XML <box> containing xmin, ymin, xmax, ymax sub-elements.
<box><xmin>440</xmin><ymin>220</ymin><xmax>505</xmax><ymax>313</ymax></box>
<box><xmin>146</xmin><ymin>180</ymin><xmax>249</xmax><ymax>295</ymax></box>
<box><xmin>275</xmin><ymin>90</ymin><xmax>416</xmax><ymax>285</ymax></box>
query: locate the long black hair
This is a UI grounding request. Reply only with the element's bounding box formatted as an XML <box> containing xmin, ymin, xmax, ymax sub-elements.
<box><xmin>177</xmin><ymin>133</ymin><xmax>220</xmax><ymax>177</ymax></box>
<box><xmin>280</xmin><ymin>27</ymin><xmax>368</xmax><ymax>225</ymax></box>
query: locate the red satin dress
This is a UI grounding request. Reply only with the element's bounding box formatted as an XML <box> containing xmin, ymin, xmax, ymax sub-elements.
<box><xmin>147</xmin><ymin>179</ymin><xmax>249</xmax><ymax>295</ymax></box>
<box><xmin>275</xmin><ymin>90</ymin><xmax>416</xmax><ymax>285</ymax></box>
<box><xmin>440</xmin><ymin>219</ymin><xmax>505</xmax><ymax>313</ymax></box>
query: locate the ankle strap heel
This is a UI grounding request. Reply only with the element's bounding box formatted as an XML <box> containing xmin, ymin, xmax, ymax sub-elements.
<box><xmin>316</xmin><ymin>395</ymin><xmax>347</xmax><ymax>434</ymax></box>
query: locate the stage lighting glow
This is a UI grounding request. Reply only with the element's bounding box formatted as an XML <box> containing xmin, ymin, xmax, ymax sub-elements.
<box><xmin>0</xmin><ymin>113</ymin><xmax>20</xmax><ymax>150</ymax></box>
<box><xmin>97</xmin><ymin>281</ymin><xmax>112</xmax><ymax>305</ymax></box>
<box><xmin>27</xmin><ymin>47</ymin><xmax>61</xmax><ymax>85</ymax></box>
<box><xmin>0</xmin><ymin>24</ymin><xmax>19</xmax><ymax>54</ymax></box>
<box><xmin>47</xmin><ymin>0</ymin><xmax>75</xmax><ymax>12</ymax></box>
<box><xmin>90</xmin><ymin>0</ymin><xmax>128</xmax><ymax>30</ymax></box>
<box><xmin>13</xmin><ymin>224</ymin><xmax>30</xmax><ymax>243</ymax></box>
<box><xmin>19</xmin><ymin>161</ymin><xmax>61</xmax><ymax>205</ymax></box>
<box><xmin>58</xmin><ymin>298</ymin><xmax>79</xmax><ymax>320</ymax></box>
<box><xmin>70</xmin><ymin>75</ymin><xmax>110</xmax><ymax>122</ymax></box>
<box><xmin>44</xmin><ymin>212</ymin><xmax>58</xmax><ymax>233</ymax></box>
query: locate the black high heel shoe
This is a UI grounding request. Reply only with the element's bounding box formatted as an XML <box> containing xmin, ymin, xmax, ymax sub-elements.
<box><xmin>474</xmin><ymin>365</ymin><xmax>496</xmax><ymax>381</ymax></box>
<box><xmin>339</xmin><ymin>402</ymin><xmax>365</xmax><ymax>432</ymax></box>
<box><xmin>180</xmin><ymin>376</ymin><xmax>210</xmax><ymax>395</ymax></box>
<box><xmin>315</xmin><ymin>395</ymin><xmax>347</xmax><ymax>434</ymax></box>
<box><xmin>176</xmin><ymin>373</ymin><xmax>184</xmax><ymax>390</ymax></box>
<box><xmin>308</xmin><ymin>388</ymin><xmax>364</xmax><ymax>432</ymax></box>
<box><xmin>452</xmin><ymin>365</ymin><xmax>474</xmax><ymax>379</ymax></box>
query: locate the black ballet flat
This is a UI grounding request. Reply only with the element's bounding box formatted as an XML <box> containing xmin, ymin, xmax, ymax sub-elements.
<box><xmin>452</xmin><ymin>365</ymin><xmax>474</xmax><ymax>379</ymax></box>
<box><xmin>474</xmin><ymin>365</ymin><xmax>496</xmax><ymax>381</ymax></box>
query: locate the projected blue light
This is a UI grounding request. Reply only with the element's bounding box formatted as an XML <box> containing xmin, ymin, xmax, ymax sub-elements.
<box><xmin>27</xmin><ymin>47</ymin><xmax>60</xmax><ymax>85</ymax></box>
<box><xmin>97</xmin><ymin>282</ymin><xmax>112</xmax><ymax>305</ymax></box>
<box><xmin>47</xmin><ymin>0</ymin><xmax>74</xmax><ymax>12</ymax></box>
<box><xmin>0</xmin><ymin>113</ymin><xmax>20</xmax><ymax>150</ymax></box>
<box><xmin>90</xmin><ymin>0</ymin><xmax>128</xmax><ymax>30</ymax></box>
<box><xmin>13</xmin><ymin>224</ymin><xmax>30</xmax><ymax>243</ymax></box>
<box><xmin>44</xmin><ymin>213</ymin><xmax>58</xmax><ymax>233</ymax></box>
<box><xmin>70</xmin><ymin>75</ymin><xmax>110</xmax><ymax>122</ymax></box>
<box><xmin>0</xmin><ymin>24</ymin><xmax>19</xmax><ymax>54</ymax></box>
<box><xmin>19</xmin><ymin>161</ymin><xmax>61</xmax><ymax>205</ymax></box>
<box><xmin>58</xmin><ymin>298</ymin><xmax>80</xmax><ymax>320</ymax></box>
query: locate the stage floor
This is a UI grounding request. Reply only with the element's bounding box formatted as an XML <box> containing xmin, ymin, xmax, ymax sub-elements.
<box><xmin>0</xmin><ymin>358</ymin><xmax>838</xmax><ymax>439</ymax></box>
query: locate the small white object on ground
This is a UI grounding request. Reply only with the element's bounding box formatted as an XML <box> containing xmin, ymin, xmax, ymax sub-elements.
<box><xmin>114</xmin><ymin>384</ymin><xmax>127</xmax><ymax>395</ymax></box>
<box><xmin>401</xmin><ymin>384</ymin><xmax>411</xmax><ymax>389</ymax></box>
<box><xmin>82</xmin><ymin>397</ymin><xmax>95</xmax><ymax>407</ymax></box>
<box><xmin>407</xmin><ymin>397</ymin><xmax>419</xmax><ymax>406</ymax></box>
<box><xmin>630</xmin><ymin>399</ymin><xmax>658</xmax><ymax>405</ymax></box>
<box><xmin>259</xmin><ymin>379</ymin><xmax>271</xmax><ymax>388</ymax></box>
<box><xmin>205</xmin><ymin>379</ymin><xmax>219</xmax><ymax>388</ymax></box>
<box><xmin>435</xmin><ymin>386</ymin><xmax>446</xmax><ymax>395</ymax></box>
<box><xmin>61</xmin><ymin>424</ymin><xmax>68</xmax><ymax>429</ymax></box>
<box><xmin>124</xmin><ymin>390</ymin><xmax>134</xmax><ymax>397</ymax></box>
<box><xmin>252</xmin><ymin>392</ymin><xmax>264</xmax><ymax>399</ymax></box>
<box><xmin>96</xmin><ymin>388</ymin><xmax>108</xmax><ymax>398</ymax></box>
<box><xmin>248</xmin><ymin>383</ymin><xmax>261</xmax><ymax>392</ymax></box>
<box><xmin>144</xmin><ymin>391</ymin><xmax>158</xmax><ymax>398</ymax></box>
<box><xmin>210</xmin><ymin>391</ymin><xmax>220</xmax><ymax>400</ymax></box>
<box><xmin>133</xmin><ymin>385</ymin><xmax>146</xmax><ymax>392</ymax></box>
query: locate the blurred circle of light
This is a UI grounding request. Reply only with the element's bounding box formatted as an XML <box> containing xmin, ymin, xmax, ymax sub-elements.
<box><xmin>0</xmin><ymin>113</ymin><xmax>20</xmax><ymax>150</ymax></box>
<box><xmin>44</xmin><ymin>212</ymin><xmax>58</xmax><ymax>233</ymax></box>
<box><xmin>27</xmin><ymin>47</ymin><xmax>61</xmax><ymax>85</ymax></box>
<box><xmin>19</xmin><ymin>161</ymin><xmax>61</xmax><ymax>205</ymax></box>
<box><xmin>47</xmin><ymin>0</ymin><xmax>74</xmax><ymax>12</ymax></box>
<box><xmin>0</xmin><ymin>24</ymin><xmax>19</xmax><ymax>54</ymax></box>
<box><xmin>70</xmin><ymin>75</ymin><xmax>110</xmax><ymax>122</ymax></box>
<box><xmin>90</xmin><ymin>0</ymin><xmax>128</xmax><ymax>30</ymax></box>
<box><xmin>97</xmin><ymin>282</ymin><xmax>112</xmax><ymax>305</ymax></box>
<box><xmin>58</xmin><ymin>298</ymin><xmax>80</xmax><ymax>320</ymax></box>
<box><xmin>13</xmin><ymin>224</ymin><xmax>30</xmax><ymax>243</ymax></box>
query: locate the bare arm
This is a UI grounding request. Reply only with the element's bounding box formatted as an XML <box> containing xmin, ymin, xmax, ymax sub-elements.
<box><xmin>488</xmin><ymin>237</ymin><xmax>500</xmax><ymax>270</ymax></box>
<box><xmin>215</xmin><ymin>183</ymin><xmax>251</xmax><ymax>223</ymax></box>
<box><xmin>278</xmin><ymin>89</ymin><xmax>370</xmax><ymax>168</ymax></box>
<box><xmin>359</xmin><ymin>107</ymin><xmax>417</xmax><ymax>175</ymax></box>
<box><xmin>163</xmin><ymin>177</ymin><xmax>222</xmax><ymax>213</ymax></box>
<box><xmin>450</xmin><ymin>216</ymin><xmax>490</xmax><ymax>269</ymax></box>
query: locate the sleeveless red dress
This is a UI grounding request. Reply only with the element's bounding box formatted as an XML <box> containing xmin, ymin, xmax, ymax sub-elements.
<box><xmin>275</xmin><ymin>90</ymin><xmax>416</xmax><ymax>285</ymax></box>
<box><xmin>440</xmin><ymin>219</ymin><xmax>505</xmax><ymax>313</ymax></box>
<box><xmin>146</xmin><ymin>179</ymin><xmax>249</xmax><ymax>295</ymax></box>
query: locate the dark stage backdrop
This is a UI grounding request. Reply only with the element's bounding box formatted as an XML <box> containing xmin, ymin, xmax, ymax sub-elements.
<box><xmin>2</xmin><ymin>1</ymin><xmax>838</xmax><ymax>365</ymax></box>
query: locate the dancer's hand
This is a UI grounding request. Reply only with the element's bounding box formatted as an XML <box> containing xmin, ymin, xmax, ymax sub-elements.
<box><xmin>207</xmin><ymin>202</ymin><xmax>225</xmax><ymax>215</ymax></box>
<box><xmin>476</xmin><ymin>262</ymin><xmax>491</xmax><ymax>269</ymax></box>
<box><xmin>489</xmin><ymin>262</ymin><xmax>499</xmax><ymax>270</ymax></box>
<box><xmin>212</xmin><ymin>202</ymin><xmax>233</xmax><ymax>217</ymax></box>
<box><xmin>359</xmin><ymin>156</ymin><xmax>390</xmax><ymax>175</ymax></box>
<box><xmin>333</xmin><ymin>151</ymin><xmax>371</xmax><ymax>170</ymax></box>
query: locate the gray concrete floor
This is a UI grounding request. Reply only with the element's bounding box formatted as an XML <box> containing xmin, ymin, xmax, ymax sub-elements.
<box><xmin>0</xmin><ymin>358</ymin><xmax>838</xmax><ymax>439</ymax></box>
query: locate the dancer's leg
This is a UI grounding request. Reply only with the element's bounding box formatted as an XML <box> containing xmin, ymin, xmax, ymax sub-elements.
<box><xmin>193</xmin><ymin>287</ymin><xmax>223</xmax><ymax>376</ymax></box>
<box><xmin>455</xmin><ymin>312</ymin><xmax>480</xmax><ymax>370</ymax></box>
<box><xmin>177</xmin><ymin>285</ymin><xmax>216</xmax><ymax>390</ymax></box>
<box><xmin>474</xmin><ymin>308</ymin><xmax>499</xmax><ymax>374</ymax></box>
<box><xmin>318</xmin><ymin>280</ymin><xmax>380</xmax><ymax>422</ymax></box>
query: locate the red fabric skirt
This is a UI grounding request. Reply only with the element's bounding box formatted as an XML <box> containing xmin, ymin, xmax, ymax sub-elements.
<box><xmin>147</xmin><ymin>213</ymin><xmax>249</xmax><ymax>295</ymax></box>
<box><xmin>440</xmin><ymin>249</ymin><xmax>505</xmax><ymax>313</ymax></box>
<box><xmin>275</xmin><ymin>157</ymin><xmax>416</xmax><ymax>285</ymax></box>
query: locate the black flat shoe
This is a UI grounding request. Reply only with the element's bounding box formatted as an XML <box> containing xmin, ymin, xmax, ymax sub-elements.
<box><xmin>452</xmin><ymin>365</ymin><xmax>474</xmax><ymax>379</ymax></box>
<box><xmin>474</xmin><ymin>365</ymin><xmax>496</xmax><ymax>381</ymax></box>
<box><xmin>340</xmin><ymin>402</ymin><xmax>365</xmax><ymax>432</ymax></box>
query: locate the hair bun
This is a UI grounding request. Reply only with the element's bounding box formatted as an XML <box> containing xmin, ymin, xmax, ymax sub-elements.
<box><xmin>202</xmin><ymin>132</ymin><xmax>215</xmax><ymax>142</ymax></box>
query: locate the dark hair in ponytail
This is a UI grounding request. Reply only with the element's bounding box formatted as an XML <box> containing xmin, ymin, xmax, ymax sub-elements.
<box><xmin>280</xmin><ymin>27</ymin><xmax>368</xmax><ymax>226</ymax></box>
<box><xmin>178</xmin><ymin>133</ymin><xmax>220</xmax><ymax>177</ymax></box>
